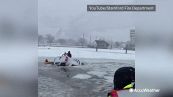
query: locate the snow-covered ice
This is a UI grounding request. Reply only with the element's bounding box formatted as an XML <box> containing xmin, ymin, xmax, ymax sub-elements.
<box><xmin>38</xmin><ymin>47</ymin><xmax>135</xmax><ymax>60</ymax></box>
<box><xmin>73</xmin><ymin>74</ymin><xmax>92</xmax><ymax>79</ymax></box>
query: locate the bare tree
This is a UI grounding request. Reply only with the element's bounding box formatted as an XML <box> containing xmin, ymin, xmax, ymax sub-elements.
<box><xmin>77</xmin><ymin>38</ymin><xmax>87</xmax><ymax>47</ymax></box>
<box><xmin>57</xmin><ymin>39</ymin><xmax>66</xmax><ymax>45</ymax></box>
<box><xmin>46</xmin><ymin>34</ymin><xmax>55</xmax><ymax>44</ymax></box>
<box><xmin>38</xmin><ymin>35</ymin><xmax>44</xmax><ymax>43</ymax></box>
<box><xmin>115</xmin><ymin>42</ymin><xmax>121</xmax><ymax>48</ymax></box>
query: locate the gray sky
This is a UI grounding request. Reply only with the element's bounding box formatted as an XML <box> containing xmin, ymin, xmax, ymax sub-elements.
<box><xmin>38</xmin><ymin>0</ymin><xmax>173</xmax><ymax>42</ymax></box>
<box><xmin>38</xmin><ymin>0</ymin><xmax>135</xmax><ymax>42</ymax></box>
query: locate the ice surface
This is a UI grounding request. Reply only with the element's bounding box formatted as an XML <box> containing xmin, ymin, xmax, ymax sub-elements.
<box><xmin>104</xmin><ymin>76</ymin><xmax>113</xmax><ymax>83</ymax></box>
<box><xmin>38</xmin><ymin>47</ymin><xmax>135</xmax><ymax>97</ymax></box>
<box><xmin>87</xmin><ymin>71</ymin><xmax>107</xmax><ymax>78</ymax></box>
<box><xmin>39</xmin><ymin>57</ymin><xmax>135</xmax><ymax>97</ymax></box>
<box><xmin>39</xmin><ymin>76</ymin><xmax>74</xmax><ymax>97</ymax></box>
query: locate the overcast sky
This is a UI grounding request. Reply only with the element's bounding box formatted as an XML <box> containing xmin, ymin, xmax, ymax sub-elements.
<box><xmin>38</xmin><ymin>0</ymin><xmax>173</xmax><ymax>42</ymax></box>
<box><xmin>38</xmin><ymin>0</ymin><xmax>136</xmax><ymax>42</ymax></box>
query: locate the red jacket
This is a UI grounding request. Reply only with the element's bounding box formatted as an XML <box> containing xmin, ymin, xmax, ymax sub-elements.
<box><xmin>107</xmin><ymin>90</ymin><xmax>118</xmax><ymax>97</ymax></box>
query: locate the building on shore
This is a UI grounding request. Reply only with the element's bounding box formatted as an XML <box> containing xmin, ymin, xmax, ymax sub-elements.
<box><xmin>95</xmin><ymin>40</ymin><xmax>109</xmax><ymax>49</ymax></box>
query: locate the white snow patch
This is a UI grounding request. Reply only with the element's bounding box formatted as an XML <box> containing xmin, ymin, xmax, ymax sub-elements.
<box><xmin>87</xmin><ymin>71</ymin><xmax>106</xmax><ymax>78</ymax></box>
<box><xmin>73</xmin><ymin>74</ymin><xmax>92</xmax><ymax>79</ymax></box>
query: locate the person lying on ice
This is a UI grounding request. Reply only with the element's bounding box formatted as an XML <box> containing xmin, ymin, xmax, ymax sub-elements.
<box><xmin>107</xmin><ymin>67</ymin><xmax>135</xmax><ymax>97</ymax></box>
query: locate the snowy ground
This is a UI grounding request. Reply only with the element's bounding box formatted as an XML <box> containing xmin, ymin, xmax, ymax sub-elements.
<box><xmin>38</xmin><ymin>47</ymin><xmax>135</xmax><ymax>97</ymax></box>
<box><xmin>38</xmin><ymin>47</ymin><xmax>135</xmax><ymax>60</ymax></box>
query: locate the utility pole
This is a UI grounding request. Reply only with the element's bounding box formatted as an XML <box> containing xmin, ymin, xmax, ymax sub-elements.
<box><xmin>90</xmin><ymin>35</ymin><xmax>91</xmax><ymax>46</ymax></box>
<box><xmin>125</xmin><ymin>44</ymin><xmax>128</xmax><ymax>54</ymax></box>
<box><xmin>82</xmin><ymin>33</ymin><xmax>84</xmax><ymax>48</ymax></box>
<box><xmin>110</xmin><ymin>38</ymin><xmax>112</xmax><ymax>49</ymax></box>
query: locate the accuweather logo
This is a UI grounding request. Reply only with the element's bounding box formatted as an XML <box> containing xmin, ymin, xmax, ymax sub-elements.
<box><xmin>129</xmin><ymin>88</ymin><xmax>160</xmax><ymax>93</ymax></box>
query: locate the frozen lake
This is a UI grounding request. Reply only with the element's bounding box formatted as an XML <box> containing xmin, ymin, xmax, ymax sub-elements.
<box><xmin>38</xmin><ymin>47</ymin><xmax>135</xmax><ymax>97</ymax></box>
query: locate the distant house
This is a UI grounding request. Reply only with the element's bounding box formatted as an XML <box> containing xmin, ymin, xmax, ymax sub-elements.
<box><xmin>95</xmin><ymin>40</ymin><xmax>109</xmax><ymax>49</ymax></box>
